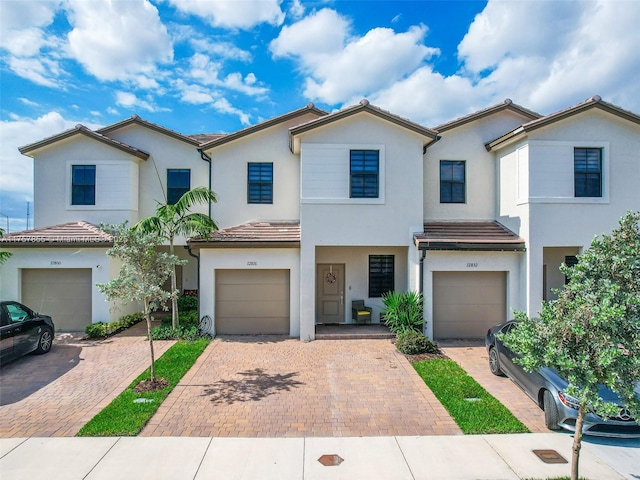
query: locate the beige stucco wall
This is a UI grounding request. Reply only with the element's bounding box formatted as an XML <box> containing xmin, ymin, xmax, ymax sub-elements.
<box><xmin>32</xmin><ymin>136</ymin><xmax>139</xmax><ymax>228</ymax></box>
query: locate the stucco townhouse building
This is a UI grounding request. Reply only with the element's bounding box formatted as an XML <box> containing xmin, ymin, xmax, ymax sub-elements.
<box><xmin>1</xmin><ymin>95</ymin><xmax>638</xmax><ymax>340</ymax></box>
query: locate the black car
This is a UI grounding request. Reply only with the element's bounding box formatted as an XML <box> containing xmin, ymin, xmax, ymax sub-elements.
<box><xmin>486</xmin><ymin>320</ymin><xmax>640</xmax><ymax>437</ymax></box>
<box><xmin>0</xmin><ymin>301</ymin><xmax>55</xmax><ymax>364</ymax></box>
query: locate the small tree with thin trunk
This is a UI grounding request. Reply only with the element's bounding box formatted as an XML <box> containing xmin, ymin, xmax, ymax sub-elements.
<box><xmin>133</xmin><ymin>186</ymin><xmax>218</xmax><ymax>329</ymax></box>
<box><xmin>97</xmin><ymin>224</ymin><xmax>184</xmax><ymax>384</ymax></box>
<box><xmin>0</xmin><ymin>228</ymin><xmax>11</xmax><ymax>264</ymax></box>
<box><xmin>504</xmin><ymin>211</ymin><xmax>640</xmax><ymax>480</ymax></box>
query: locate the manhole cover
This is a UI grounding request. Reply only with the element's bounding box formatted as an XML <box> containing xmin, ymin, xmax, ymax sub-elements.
<box><xmin>464</xmin><ymin>397</ymin><xmax>481</xmax><ymax>402</ymax></box>
<box><xmin>318</xmin><ymin>454</ymin><xmax>344</xmax><ymax>466</ymax></box>
<box><xmin>532</xmin><ymin>449</ymin><xmax>567</xmax><ymax>464</ymax></box>
<box><xmin>133</xmin><ymin>398</ymin><xmax>154</xmax><ymax>404</ymax></box>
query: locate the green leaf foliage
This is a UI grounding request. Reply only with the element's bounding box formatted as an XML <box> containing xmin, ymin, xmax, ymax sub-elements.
<box><xmin>504</xmin><ymin>211</ymin><xmax>640</xmax><ymax>418</ymax></box>
<box><xmin>381</xmin><ymin>290</ymin><xmax>424</xmax><ymax>334</ymax></box>
<box><xmin>396</xmin><ymin>330</ymin><xmax>440</xmax><ymax>355</ymax></box>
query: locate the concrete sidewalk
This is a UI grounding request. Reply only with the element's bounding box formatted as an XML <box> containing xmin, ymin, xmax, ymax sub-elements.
<box><xmin>2</xmin><ymin>433</ymin><xmax>638</xmax><ymax>479</ymax></box>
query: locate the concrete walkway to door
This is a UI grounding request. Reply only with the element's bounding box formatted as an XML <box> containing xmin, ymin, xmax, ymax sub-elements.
<box><xmin>141</xmin><ymin>336</ymin><xmax>461</xmax><ymax>437</ymax></box>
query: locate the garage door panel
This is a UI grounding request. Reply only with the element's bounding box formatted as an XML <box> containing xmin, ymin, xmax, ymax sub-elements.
<box><xmin>433</xmin><ymin>271</ymin><xmax>506</xmax><ymax>340</ymax></box>
<box><xmin>216</xmin><ymin>300</ymin><xmax>289</xmax><ymax>318</ymax></box>
<box><xmin>215</xmin><ymin>284</ymin><xmax>289</xmax><ymax>302</ymax></box>
<box><xmin>215</xmin><ymin>269</ymin><xmax>290</xmax><ymax>335</ymax></box>
<box><xmin>22</xmin><ymin>269</ymin><xmax>92</xmax><ymax>332</ymax></box>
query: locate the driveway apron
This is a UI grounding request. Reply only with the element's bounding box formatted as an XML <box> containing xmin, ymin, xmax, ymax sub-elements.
<box><xmin>141</xmin><ymin>336</ymin><xmax>461</xmax><ymax>437</ymax></box>
<box><xmin>440</xmin><ymin>340</ymin><xmax>548</xmax><ymax>433</ymax></box>
<box><xmin>0</xmin><ymin>321</ymin><xmax>175</xmax><ymax>437</ymax></box>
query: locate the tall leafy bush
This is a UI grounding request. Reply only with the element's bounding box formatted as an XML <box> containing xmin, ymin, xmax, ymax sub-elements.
<box><xmin>381</xmin><ymin>290</ymin><xmax>424</xmax><ymax>334</ymax></box>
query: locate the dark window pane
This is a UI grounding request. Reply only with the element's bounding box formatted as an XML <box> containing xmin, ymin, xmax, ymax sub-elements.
<box><xmin>369</xmin><ymin>255</ymin><xmax>394</xmax><ymax>298</ymax></box>
<box><xmin>440</xmin><ymin>160</ymin><xmax>465</xmax><ymax>203</ymax></box>
<box><xmin>167</xmin><ymin>169</ymin><xmax>190</xmax><ymax>204</ymax></box>
<box><xmin>71</xmin><ymin>165</ymin><xmax>96</xmax><ymax>205</ymax></box>
<box><xmin>248</xmin><ymin>163</ymin><xmax>273</xmax><ymax>204</ymax></box>
<box><xmin>574</xmin><ymin>148</ymin><xmax>601</xmax><ymax>197</ymax></box>
<box><xmin>350</xmin><ymin>150</ymin><xmax>379</xmax><ymax>198</ymax></box>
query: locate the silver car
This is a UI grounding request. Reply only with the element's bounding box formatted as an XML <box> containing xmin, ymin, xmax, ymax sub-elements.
<box><xmin>486</xmin><ymin>320</ymin><xmax>640</xmax><ymax>438</ymax></box>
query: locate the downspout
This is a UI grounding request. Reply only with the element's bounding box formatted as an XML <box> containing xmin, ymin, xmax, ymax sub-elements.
<box><xmin>198</xmin><ymin>148</ymin><xmax>212</xmax><ymax>218</ymax></box>
<box><xmin>419</xmin><ymin>248</ymin><xmax>427</xmax><ymax>335</ymax></box>
<box><xmin>184</xmin><ymin>245</ymin><xmax>200</xmax><ymax>320</ymax></box>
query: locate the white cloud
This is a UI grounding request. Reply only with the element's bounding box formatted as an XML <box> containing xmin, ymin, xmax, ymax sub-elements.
<box><xmin>0</xmin><ymin>0</ymin><xmax>60</xmax><ymax>56</ymax></box>
<box><xmin>457</xmin><ymin>0</ymin><xmax>640</xmax><ymax>114</ymax></box>
<box><xmin>288</xmin><ymin>0</ymin><xmax>304</xmax><ymax>19</ymax></box>
<box><xmin>190</xmin><ymin>37</ymin><xmax>252</xmax><ymax>62</ymax></box>
<box><xmin>115</xmin><ymin>91</ymin><xmax>159</xmax><ymax>112</ymax></box>
<box><xmin>271</xmin><ymin>10</ymin><xmax>438</xmax><ymax>104</ymax></box>
<box><xmin>167</xmin><ymin>0</ymin><xmax>285</xmax><ymax>29</ymax></box>
<box><xmin>7</xmin><ymin>56</ymin><xmax>62</xmax><ymax>87</ymax></box>
<box><xmin>184</xmin><ymin>53</ymin><xmax>269</xmax><ymax>96</ymax></box>
<box><xmin>65</xmin><ymin>0</ymin><xmax>173</xmax><ymax>81</ymax></box>
<box><xmin>175</xmin><ymin>80</ymin><xmax>215</xmax><ymax>104</ymax></box>
<box><xmin>211</xmin><ymin>98</ymin><xmax>250</xmax><ymax>126</ymax></box>
<box><xmin>0</xmin><ymin>111</ymin><xmax>102</xmax><ymax>231</ymax></box>
<box><xmin>18</xmin><ymin>98</ymin><xmax>40</xmax><ymax>107</ymax></box>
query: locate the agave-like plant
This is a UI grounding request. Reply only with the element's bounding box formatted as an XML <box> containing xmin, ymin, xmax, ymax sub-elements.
<box><xmin>381</xmin><ymin>290</ymin><xmax>424</xmax><ymax>334</ymax></box>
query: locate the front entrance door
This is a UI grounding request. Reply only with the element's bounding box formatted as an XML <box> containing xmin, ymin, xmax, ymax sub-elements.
<box><xmin>316</xmin><ymin>264</ymin><xmax>345</xmax><ymax>324</ymax></box>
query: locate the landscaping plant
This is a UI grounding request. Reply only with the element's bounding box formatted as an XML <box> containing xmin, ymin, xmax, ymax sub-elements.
<box><xmin>395</xmin><ymin>329</ymin><xmax>439</xmax><ymax>355</ymax></box>
<box><xmin>133</xmin><ymin>187</ymin><xmax>218</xmax><ymax>329</ymax></box>
<box><xmin>381</xmin><ymin>290</ymin><xmax>424</xmax><ymax>334</ymax></box>
<box><xmin>97</xmin><ymin>224</ymin><xmax>183</xmax><ymax>385</ymax></box>
<box><xmin>503</xmin><ymin>211</ymin><xmax>640</xmax><ymax>480</ymax></box>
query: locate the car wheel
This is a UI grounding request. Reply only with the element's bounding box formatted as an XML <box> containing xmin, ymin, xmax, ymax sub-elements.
<box><xmin>488</xmin><ymin>347</ymin><xmax>504</xmax><ymax>376</ymax></box>
<box><xmin>543</xmin><ymin>390</ymin><xmax>561</xmax><ymax>430</ymax></box>
<box><xmin>34</xmin><ymin>327</ymin><xmax>53</xmax><ymax>354</ymax></box>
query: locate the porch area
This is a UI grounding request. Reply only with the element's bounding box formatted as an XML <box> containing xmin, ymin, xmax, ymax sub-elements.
<box><xmin>315</xmin><ymin>323</ymin><xmax>394</xmax><ymax>340</ymax></box>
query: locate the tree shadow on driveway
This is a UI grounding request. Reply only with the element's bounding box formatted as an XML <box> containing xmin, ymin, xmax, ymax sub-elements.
<box><xmin>0</xmin><ymin>344</ymin><xmax>82</xmax><ymax>405</ymax></box>
<box><xmin>201</xmin><ymin>368</ymin><xmax>305</xmax><ymax>405</ymax></box>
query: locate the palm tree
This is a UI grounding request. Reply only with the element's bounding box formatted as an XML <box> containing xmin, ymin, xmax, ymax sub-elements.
<box><xmin>134</xmin><ymin>186</ymin><xmax>218</xmax><ymax>328</ymax></box>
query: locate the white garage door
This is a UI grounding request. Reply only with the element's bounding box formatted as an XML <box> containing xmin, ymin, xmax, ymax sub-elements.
<box><xmin>433</xmin><ymin>271</ymin><xmax>506</xmax><ymax>339</ymax></box>
<box><xmin>22</xmin><ymin>268</ymin><xmax>92</xmax><ymax>332</ymax></box>
<box><xmin>215</xmin><ymin>269</ymin><xmax>290</xmax><ymax>334</ymax></box>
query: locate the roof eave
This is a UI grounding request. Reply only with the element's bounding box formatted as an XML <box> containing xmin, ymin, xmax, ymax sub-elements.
<box><xmin>435</xmin><ymin>100</ymin><xmax>541</xmax><ymax>133</ymax></box>
<box><xmin>416</xmin><ymin>240</ymin><xmax>526</xmax><ymax>252</ymax></box>
<box><xmin>201</xmin><ymin>104</ymin><xmax>328</xmax><ymax>151</ymax></box>
<box><xmin>98</xmin><ymin>115</ymin><xmax>201</xmax><ymax>146</ymax></box>
<box><xmin>186</xmin><ymin>240</ymin><xmax>300</xmax><ymax>249</ymax></box>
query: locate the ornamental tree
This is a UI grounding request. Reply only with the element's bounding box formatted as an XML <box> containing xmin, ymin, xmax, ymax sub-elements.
<box><xmin>504</xmin><ymin>211</ymin><xmax>640</xmax><ymax>480</ymax></box>
<box><xmin>0</xmin><ymin>228</ymin><xmax>11</xmax><ymax>264</ymax></box>
<box><xmin>97</xmin><ymin>224</ymin><xmax>185</xmax><ymax>383</ymax></box>
<box><xmin>133</xmin><ymin>186</ymin><xmax>218</xmax><ymax>328</ymax></box>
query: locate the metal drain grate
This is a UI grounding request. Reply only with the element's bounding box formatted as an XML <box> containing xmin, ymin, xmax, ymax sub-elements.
<box><xmin>318</xmin><ymin>454</ymin><xmax>344</xmax><ymax>466</ymax></box>
<box><xmin>532</xmin><ymin>449</ymin><xmax>568</xmax><ymax>464</ymax></box>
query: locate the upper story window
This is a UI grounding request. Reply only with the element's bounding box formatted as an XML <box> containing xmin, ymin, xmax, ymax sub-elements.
<box><xmin>248</xmin><ymin>162</ymin><xmax>273</xmax><ymax>204</ymax></box>
<box><xmin>440</xmin><ymin>160</ymin><xmax>465</xmax><ymax>203</ymax></box>
<box><xmin>574</xmin><ymin>148</ymin><xmax>602</xmax><ymax>197</ymax></box>
<box><xmin>167</xmin><ymin>169</ymin><xmax>190</xmax><ymax>205</ymax></box>
<box><xmin>369</xmin><ymin>255</ymin><xmax>394</xmax><ymax>298</ymax></box>
<box><xmin>350</xmin><ymin>150</ymin><xmax>379</xmax><ymax>198</ymax></box>
<box><xmin>71</xmin><ymin>165</ymin><xmax>96</xmax><ymax>205</ymax></box>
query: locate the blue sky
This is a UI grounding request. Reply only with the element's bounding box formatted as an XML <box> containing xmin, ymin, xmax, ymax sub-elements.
<box><xmin>1</xmin><ymin>0</ymin><xmax>639</xmax><ymax>232</ymax></box>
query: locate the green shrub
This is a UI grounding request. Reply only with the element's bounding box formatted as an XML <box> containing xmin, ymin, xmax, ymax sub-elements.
<box><xmin>151</xmin><ymin>324</ymin><xmax>206</xmax><ymax>341</ymax></box>
<box><xmin>177</xmin><ymin>295</ymin><xmax>198</xmax><ymax>312</ymax></box>
<box><xmin>396</xmin><ymin>330</ymin><xmax>439</xmax><ymax>355</ymax></box>
<box><xmin>381</xmin><ymin>291</ymin><xmax>424</xmax><ymax>334</ymax></box>
<box><xmin>85</xmin><ymin>312</ymin><xmax>144</xmax><ymax>338</ymax></box>
<box><xmin>179</xmin><ymin>309</ymin><xmax>199</xmax><ymax>327</ymax></box>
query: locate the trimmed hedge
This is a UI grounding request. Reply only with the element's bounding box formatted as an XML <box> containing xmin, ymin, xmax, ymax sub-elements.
<box><xmin>85</xmin><ymin>312</ymin><xmax>144</xmax><ymax>338</ymax></box>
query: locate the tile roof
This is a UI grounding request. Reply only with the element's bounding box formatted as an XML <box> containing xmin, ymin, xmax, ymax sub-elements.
<box><xmin>189</xmin><ymin>221</ymin><xmax>300</xmax><ymax>248</ymax></box>
<box><xmin>289</xmin><ymin>99</ymin><xmax>438</xmax><ymax>153</ymax></box>
<box><xmin>486</xmin><ymin>95</ymin><xmax>640</xmax><ymax>151</ymax></box>
<box><xmin>200</xmin><ymin>104</ymin><xmax>328</xmax><ymax>150</ymax></box>
<box><xmin>19</xmin><ymin>124</ymin><xmax>150</xmax><ymax>160</ymax></box>
<box><xmin>97</xmin><ymin>114</ymin><xmax>202</xmax><ymax>145</ymax></box>
<box><xmin>188</xmin><ymin>133</ymin><xmax>228</xmax><ymax>144</ymax></box>
<box><xmin>414</xmin><ymin>221</ymin><xmax>525</xmax><ymax>251</ymax></box>
<box><xmin>0</xmin><ymin>221</ymin><xmax>113</xmax><ymax>246</ymax></box>
<box><xmin>434</xmin><ymin>99</ymin><xmax>541</xmax><ymax>133</ymax></box>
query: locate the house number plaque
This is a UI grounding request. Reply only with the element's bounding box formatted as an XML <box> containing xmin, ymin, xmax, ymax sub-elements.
<box><xmin>247</xmin><ymin>261</ymin><xmax>258</xmax><ymax>266</ymax></box>
<box><xmin>466</xmin><ymin>262</ymin><xmax>478</xmax><ymax>268</ymax></box>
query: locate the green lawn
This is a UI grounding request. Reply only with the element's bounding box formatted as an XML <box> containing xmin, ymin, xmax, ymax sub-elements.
<box><xmin>413</xmin><ymin>358</ymin><xmax>530</xmax><ymax>434</ymax></box>
<box><xmin>77</xmin><ymin>338</ymin><xmax>209</xmax><ymax>436</ymax></box>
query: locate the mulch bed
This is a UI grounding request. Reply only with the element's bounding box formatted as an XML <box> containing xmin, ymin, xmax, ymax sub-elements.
<box><xmin>133</xmin><ymin>378</ymin><xmax>169</xmax><ymax>393</ymax></box>
<box><xmin>403</xmin><ymin>352</ymin><xmax>450</xmax><ymax>363</ymax></box>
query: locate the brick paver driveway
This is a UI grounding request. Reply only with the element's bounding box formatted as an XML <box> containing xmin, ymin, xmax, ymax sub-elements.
<box><xmin>440</xmin><ymin>340</ymin><xmax>548</xmax><ymax>433</ymax></box>
<box><xmin>141</xmin><ymin>336</ymin><xmax>461</xmax><ymax>437</ymax></box>
<box><xmin>0</xmin><ymin>322</ymin><xmax>174</xmax><ymax>437</ymax></box>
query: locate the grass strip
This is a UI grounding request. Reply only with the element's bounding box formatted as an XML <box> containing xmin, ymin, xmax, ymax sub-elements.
<box><xmin>413</xmin><ymin>358</ymin><xmax>530</xmax><ymax>434</ymax></box>
<box><xmin>77</xmin><ymin>338</ymin><xmax>210</xmax><ymax>436</ymax></box>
